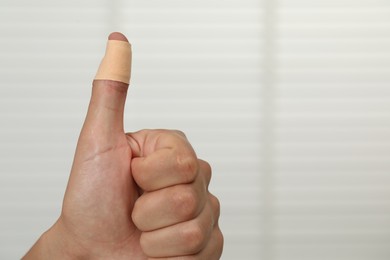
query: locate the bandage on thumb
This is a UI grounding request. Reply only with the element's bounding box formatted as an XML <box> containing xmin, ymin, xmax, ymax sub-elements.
<box><xmin>95</xmin><ymin>39</ymin><xmax>132</xmax><ymax>84</ymax></box>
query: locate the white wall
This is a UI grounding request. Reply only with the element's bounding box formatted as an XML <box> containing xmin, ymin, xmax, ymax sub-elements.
<box><xmin>0</xmin><ymin>0</ymin><xmax>389</xmax><ymax>259</ymax></box>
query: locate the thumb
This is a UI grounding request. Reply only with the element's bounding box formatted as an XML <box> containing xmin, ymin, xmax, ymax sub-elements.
<box><xmin>83</xmin><ymin>32</ymin><xmax>132</xmax><ymax>135</ymax></box>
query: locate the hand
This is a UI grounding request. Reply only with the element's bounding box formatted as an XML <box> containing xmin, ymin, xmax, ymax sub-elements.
<box><xmin>23</xmin><ymin>32</ymin><xmax>223</xmax><ymax>259</ymax></box>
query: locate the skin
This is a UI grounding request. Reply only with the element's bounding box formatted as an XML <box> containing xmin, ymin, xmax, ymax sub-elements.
<box><xmin>23</xmin><ymin>32</ymin><xmax>223</xmax><ymax>259</ymax></box>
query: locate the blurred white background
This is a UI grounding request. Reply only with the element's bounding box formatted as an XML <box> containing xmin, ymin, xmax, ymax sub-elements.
<box><xmin>0</xmin><ymin>0</ymin><xmax>390</xmax><ymax>259</ymax></box>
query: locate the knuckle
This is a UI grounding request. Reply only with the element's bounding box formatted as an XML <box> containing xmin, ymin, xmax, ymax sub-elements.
<box><xmin>210</xmin><ymin>193</ymin><xmax>221</xmax><ymax>220</ymax></box>
<box><xmin>215</xmin><ymin>227</ymin><xmax>224</xmax><ymax>256</ymax></box>
<box><xmin>202</xmin><ymin>160</ymin><xmax>212</xmax><ymax>173</ymax></box>
<box><xmin>181</xmin><ymin>223</ymin><xmax>206</xmax><ymax>254</ymax></box>
<box><xmin>171</xmin><ymin>186</ymin><xmax>198</xmax><ymax>220</ymax></box>
<box><xmin>176</xmin><ymin>154</ymin><xmax>199</xmax><ymax>183</ymax></box>
<box><xmin>157</xmin><ymin>129</ymin><xmax>186</xmax><ymax>139</ymax></box>
<box><xmin>172</xmin><ymin>129</ymin><xmax>187</xmax><ymax>138</ymax></box>
<box><xmin>202</xmin><ymin>160</ymin><xmax>212</xmax><ymax>184</ymax></box>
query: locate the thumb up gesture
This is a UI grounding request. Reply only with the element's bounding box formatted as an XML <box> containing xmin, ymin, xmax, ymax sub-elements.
<box><xmin>23</xmin><ymin>32</ymin><xmax>223</xmax><ymax>260</ymax></box>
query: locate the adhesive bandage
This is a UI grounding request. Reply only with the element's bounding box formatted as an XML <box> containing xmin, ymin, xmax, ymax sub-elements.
<box><xmin>94</xmin><ymin>40</ymin><xmax>132</xmax><ymax>84</ymax></box>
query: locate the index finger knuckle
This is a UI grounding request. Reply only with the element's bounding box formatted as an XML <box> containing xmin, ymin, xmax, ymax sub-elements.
<box><xmin>176</xmin><ymin>153</ymin><xmax>199</xmax><ymax>183</ymax></box>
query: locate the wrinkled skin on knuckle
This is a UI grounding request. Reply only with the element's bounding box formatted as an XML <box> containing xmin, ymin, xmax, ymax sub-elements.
<box><xmin>175</xmin><ymin>153</ymin><xmax>199</xmax><ymax>184</ymax></box>
<box><xmin>180</xmin><ymin>223</ymin><xmax>207</xmax><ymax>255</ymax></box>
<box><xmin>171</xmin><ymin>186</ymin><xmax>199</xmax><ymax>221</ymax></box>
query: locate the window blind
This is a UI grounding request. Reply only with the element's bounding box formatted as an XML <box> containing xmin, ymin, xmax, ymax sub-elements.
<box><xmin>1</xmin><ymin>1</ymin><xmax>390</xmax><ymax>260</ymax></box>
<box><xmin>272</xmin><ymin>0</ymin><xmax>390</xmax><ymax>259</ymax></box>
